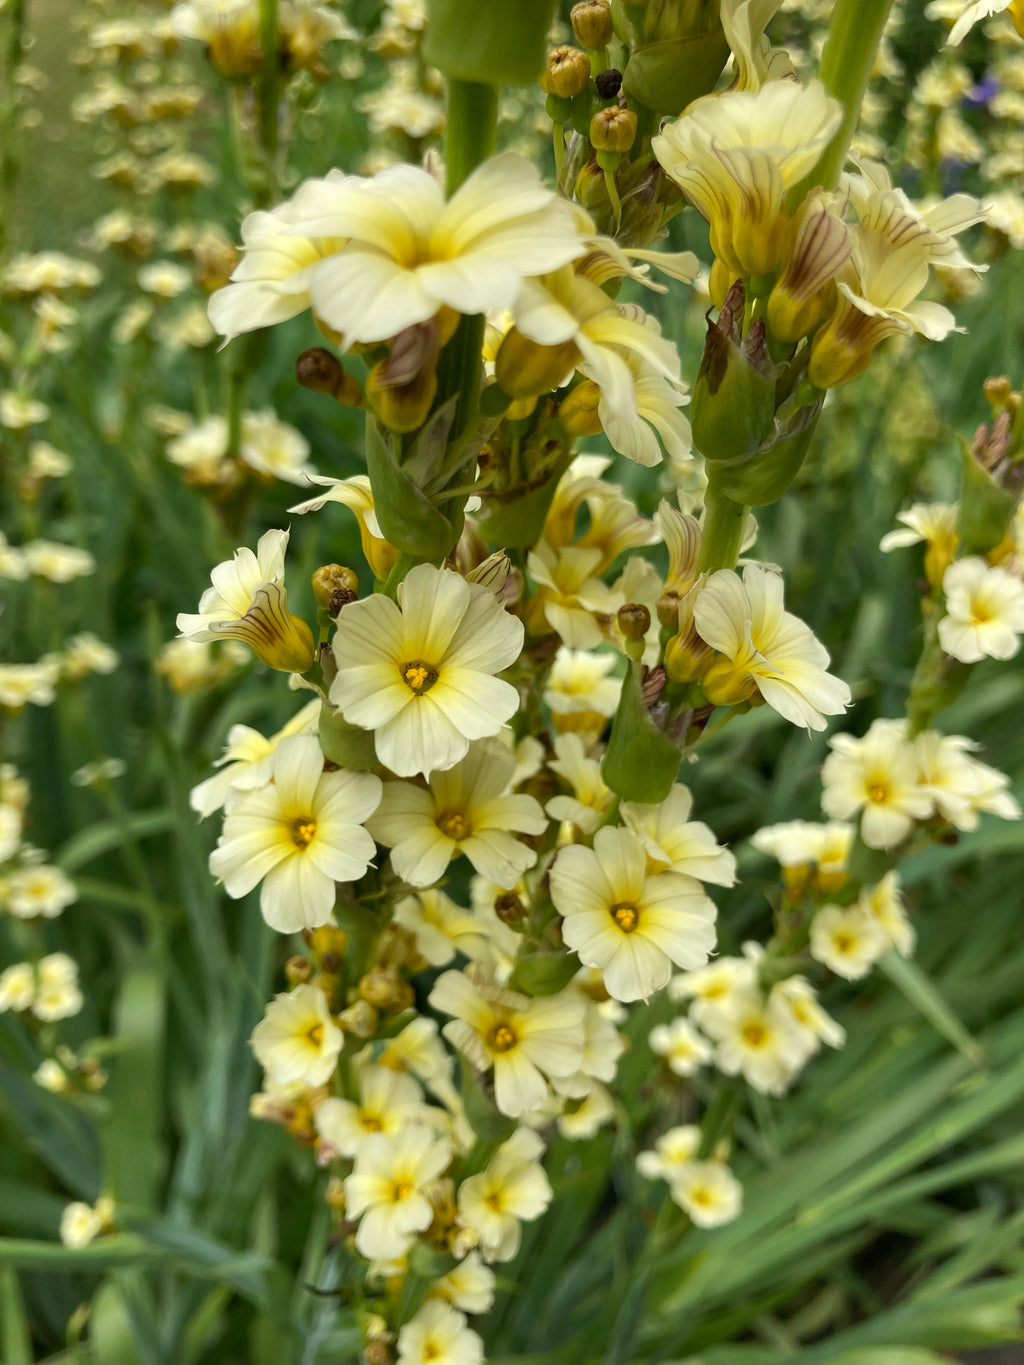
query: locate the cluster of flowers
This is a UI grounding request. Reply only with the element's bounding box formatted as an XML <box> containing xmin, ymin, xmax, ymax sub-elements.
<box><xmin>0</xmin><ymin>767</ymin><xmax>84</xmax><ymax>1025</ymax></box>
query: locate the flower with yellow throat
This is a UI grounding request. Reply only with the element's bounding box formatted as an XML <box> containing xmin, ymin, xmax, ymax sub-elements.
<box><xmin>652</xmin><ymin>80</ymin><xmax>843</xmax><ymax>281</ymax></box>
<box><xmin>209</xmin><ymin>734</ymin><xmax>382</xmax><ymax>932</ymax></box>
<box><xmin>329</xmin><ymin>564</ymin><xmax>524</xmax><ymax>778</ymax></box>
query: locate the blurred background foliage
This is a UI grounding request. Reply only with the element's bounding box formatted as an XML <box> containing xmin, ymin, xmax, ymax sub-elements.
<box><xmin>2</xmin><ymin>0</ymin><xmax>1024</xmax><ymax>1361</ymax></box>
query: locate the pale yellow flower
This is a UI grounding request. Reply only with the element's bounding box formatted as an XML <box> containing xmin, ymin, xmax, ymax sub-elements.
<box><xmin>938</xmin><ymin>557</ymin><xmax>1024</xmax><ymax>663</ymax></box>
<box><xmin>455</xmin><ymin>1128</ymin><xmax>551</xmax><ymax>1263</ymax></box>
<box><xmin>693</xmin><ymin>565</ymin><xmax>851</xmax><ymax>730</ymax></box>
<box><xmin>315</xmin><ymin>1064</ymin><xmax>428</xmax><ymax>1157</ymax></box>
<box><xmin>189</xmin><ymin>698</ymin><xmax>321</xmax><ymax>818</ymax></box>
<box><xmin>821</xmin><ymin>719</ymin><xmax>937</xmax><ymax>849</ymax></box>
<box><xmin>810</xmin><ymin>903</ymin><xmax>891</xmax><ymax>980</ymax></box>
<box><xmin>344</xmin><ymin>1127</ymin><xmax>453</xmax><ymax>1259</ymax></box>
<box><xmin>620</xmin><ymin>784</ymin><xmax>737</xmax><ymax>886</ymax></box>
<box><xmin>549</xmin><ymin>826</ymin><xmax>717</xmax><ymax>1003</ymax></box>
<box><xmin>251</xmin><ymin>982</ymin><xmax>343</xmax><ymax>1086</ymax></box>
<box><xmin>368</xmin><ymin>739</ymin><xmax>546</xmax><ymax>889</ymax></box>
<box><xmin>396</xmin><ymin>1300</ymin><xmax>483</xmax><ymax>1365</ymax></box>
<box><xmin>329</xmin><ymin>565</ymin><xmax>524</xmax><ymax>779</ymax></box>
<box><xmin>700</xmin><ymin>988</ymin><xmax>806</xmax><ymax>1095</ymax></box>
<box><xmin>648</xmin><ymin>1016</ymin><xmax>712</xmax><ymax>1076</ymax></box>
<box><xmin>652</xmin><ymin>80</ymin><xmax>843</xmax><ymax>279</ymax></box>
<box><xmin>879</xmin><ymin>502</ymin><xmax>959</xmax><ymax>590</ymax></box>
<box><xmin>209</xmin><ymin>734</ymin><xmax>381</xmax><ymax>932</ymax></box>
<box><xmin>670</xmin><ymin>1160</ymin><xmax>743</xmax><ymax>1228</ymax></box>
<box><xmin>289</xmin><ymin>474</ymin><xmax>399</xmax><ymax>582</ymax></box>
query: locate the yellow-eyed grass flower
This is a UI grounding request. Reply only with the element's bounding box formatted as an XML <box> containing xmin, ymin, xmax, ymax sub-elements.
<box><xmin>329</xmin><ymin>564</ymin><xmax>524</xmax><ymax>779</ymax></box>
<box><xmin>343</xmin><ymin>1127</ymin><xmax>453</xmax><ymax>1260</ymax></box>
<box><xmin>209</xmin><ymin>735</ymin><xmax>381</xmax><ymax>932</ymax></box>
<box><xmin>367</xmin><ymin>739</ymin><xmax>546</xmax><ymax>889</ymax></box>
<box><xmin>250</xmin><ymin>982</ymin><xmax>343</xmax><ymax>1087</ymax></box>
<box><xmin>938</xmin><ymin>557</ymin><xmax>1024</xmax><ymax>662</ymax></box>
<box><xmin>549</xmin><ymin>826</ymin><xmax>717</xmax><ymax>1003</ymax></box>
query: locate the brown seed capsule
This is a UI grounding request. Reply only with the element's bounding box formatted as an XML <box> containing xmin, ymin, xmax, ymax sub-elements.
<box><xmin>617</xmin><ymin>602</ymin><xmax>651</xmax><ymax>642</ymax></box>
<box><xmin>590</xmin><ymin>105</ymin><xmax>637</xmax><ymax>153</ymax></box>
<box><xmin>494</xmin><ymin>891</ymin><xmax>526</xmax><ymax>926</ymax></box>
<box><xmin>296</xmin><ymin>347</ymin><xmax>362</xmax><ymax>405</ymax></box>
<box><xmin>594</xmin><ymin>67</ymin><xmax>622</xmax><ymax>99</ymax></box>
<box><xmin>571</xmin><ymin>0</ymin><xmax>613</xmax><ymax>49</ymax></box>
<box><xmin>540</xmin><ymin>46</ymin><xmax>591</xmax><ymax>99</ymax></box>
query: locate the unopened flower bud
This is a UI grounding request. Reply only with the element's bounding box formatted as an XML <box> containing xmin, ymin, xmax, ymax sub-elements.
<box><xmin>594</xmin><ymin>67</ymin><xmax>622</xmax><ymax>99</ymax></box>
<box><xmin>296</xmin><ymin>347</ymin><xmax>362</xmax><ymax>405</ymax></box>
<box><xmin>285</xmin><ymin>955</ymin><xmax>313</xmax><ymax>986</ymax></box>
<box><xmin>308</xmin><ymin>925</ymin><xmax>348</xmax><ymax>969</ymax></box>
<box><xmin>984</xmin><ymin>376</ymin><xmax>1016</xmax><ymax>412</ymax></box>
<box><xmin>358</xmin><ymin>969</ymin><xmax>406</xmax><ymax>1010</ymax></box>
<box><xmin>541</xmin><ymin>46</ymin><xmax>591</xmax><ymax>98</ymax></box>
<box><xmin>338</xmin><ymin>999</ymin><xmax>378</xmax><ymax>1037</ymax></box>
<box><xmin>558</xmin><ymin>379</ymin><xmax>603</xmax><ymax>437</ymax></box>
<box><xmin>365</xmin><ymin>322</ymin><xmax>440</xmax><ymax>434</ymax></box>
<box><xmin>364</xmin><ymin>1340</ymin><xmax>393</xmax><ymax>1365</ymax></box>
<box><xmin>495</xmin><ymin>328</ymin><xmax>582</xmax><ymax>399</ymax></box>
<box><xmin>590</xmin><ymin>106</ymin><xmax>636</xmax><ymax>153</ymax></box>
<box><xmin>572</xmin><ymin>0</ymin><xmax>613</xmax><ymax>48</ymax></box>
<box><xmin>494</xmin><ymin>891</ymin><xmax>526</xmax><ymax>926</ymax></box>
<box><xmin>617</xmin><ymin>603</ymin><xmax>649</xmax><ymax>660</ymax></box>
<box><xmin>465</xmin><ymin>550</ymin><xmax>512</xmax><ymax>596</ymax></box>
<box><xmin>312</xmin><ymin>563</ymin><xmax>359</xmax><ymax>613</ymax></box>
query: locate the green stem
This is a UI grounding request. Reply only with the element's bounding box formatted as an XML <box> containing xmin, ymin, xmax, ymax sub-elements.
<box><xmin>698</xmin><ymin>474</ymin><xmax>747</xmax><ymax>572</ymax></box>
<box><xmin>444</xmin><ymin>79</ymin><xmax>498</xmax><ymax>196</ymax></box>
<box><xmin>257</xmin><ymin>0</ymin><xmax>280</xmax><ymax>202</ymax></box>
<box><xmin>810</xmin><ymin>0</ymin><xmax>896</xmax><ymax>191</ymax></box>
<box><xmin>0</xmin><ymin>0</ymin><xmax>27</xmax><ymax>257</ymax></box>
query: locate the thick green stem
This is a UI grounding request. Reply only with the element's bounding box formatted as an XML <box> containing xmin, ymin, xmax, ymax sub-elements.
<box><xmin>698</xmin><ymin>474</ymin><xmax>747</xmax><ymax>572</ymax></box>
<box><xmin>811</xmin><ymin>0</ymin><xmax>896</xmax><ymax>191</ymax></box>
<box><xmin>444</xmin><ymin>79</ymin><xmax>498</xmax><ymax>196</ymax></box>
<box><xmin>257</xmin><ymin>0</ymin><xmax>280</xmax><ymax>202</ymax></box>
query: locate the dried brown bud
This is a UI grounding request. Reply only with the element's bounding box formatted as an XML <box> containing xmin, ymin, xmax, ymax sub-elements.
<box><xmin>594</xmin><ymin>67</ymin><xmax>622</xmax><ymax>99</ymax></box>
<box><xmin>494</xmin><ymin>891</ymin><xmax>526</xmax><ymax>926</ymax></box>
<box><xmin>617</xmin><ymin>602</ymin><xmax>651</xmax><ymax>641</ymax></box>
<box><xmin>296</xmin><ymin>347</ymin><xmax>362</xmax><ymax>405</ymax></box>
<box><xmin>364</xmin><ymin>1341</ymin><xmax>393</xmax><ymax>1365</ymax></box>
<box><xmin>359</xmin><ymin>969</ymin><xmax>406</xmax><ymax>1011</ymax></box>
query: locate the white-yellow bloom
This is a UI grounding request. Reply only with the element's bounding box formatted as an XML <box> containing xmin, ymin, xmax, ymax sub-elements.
<box><xmin>858</xmin><ymin>872</ymin><xmax>915</xmax><ymax>957</ymax></box>
<box><xmin>0</xmin><ymin>962</ymin><xmax>35</xmax><ymax>1012</ymax></box>
<box><xmin>315</xmin><ymin>1064</ymin><xmax>427</xmax><ymax>1157</ymax></box>
<box><xmin>0</xmin><ymin>391</ymin><xmax>50</xmax><ymax>429</ymax></box>
<box><xmin>810</xmin><ymin>903</ymin><xmax>891</xmax><ymax>980</ymax></box>
<box><xmin>138</xmin><ymin>261</ymin><xmax>192</xmax><ymax>297</ymax></box>
<box><xmin>33</xmin><ymin>953</ymin><xmax>84</xmax><ymax>1021</ymax></box>
<box><xmin>670</xmin><ymin>1160</ymin><xmax>743</xmax><ymax>1228</ymax></box>
<box><xmin>239</xmin><ymin>410</ymin><xmax>316</xmax><ymax>486</ymax></box>
<box><xmin>821</xmin><ymin>718</ymin><xmax>933</xmax><ymax>849</ymax></box>
<box><xmin>543</xmin><ymin>647</ymin><xmax>621</xmax><ymax>734</ymax></box>
<box><xmin>344</xmin><ymin>1126</ymin><xmax>453</xmax><ymax>1259</ymax></box>
<box><xmin>23</xmin><ymin>540</ymin><xmax>96</xmax><ymax>583</ymax></box>
<box><xmin>0</xmin><ymin>661</ymin><xmax>61</xmax><ymax>709</ymax></box>
<box><xmin>549</xmin><ymin>826</ymin><xmax>717</xmax><ymax>1003</ymax></box>
<box><xmin>938</xmin><ymin>557</ymin><xmax>1024</xmax><ymax>663</ymax></box>
<box><xmin>456</xmin><ymin>1127</ymin><xmax>551</xmax><ymax>1263</ymax></box>
<box><xmin>4</xmin><ymin>863</ymin><xmax>76</xmax><ymax>919</ymax></box>
<box><xmin>669</xmin><ymin>954</ymin><xmax>758</xmax><ymax>1027</ymax></box>
<box><xmin>60</xmin><ymin>1197</ymin><xmax>114</xmax><ymax>1249</ymax></box>
<box><xmin>396</xmin><ymin>1299</ymin><xmax>483</xmax><ymax>1365</ymax></box>
<box><xmin>652</xmin><ymin>80</ymin><xmax>843</xmax><ymax>279</ymax></box>
<box><xmin>545</xmin><ymin>731</ymin><xmax>614</xmax><ymax>835</ymax></box>
<box><xmin>648</xmin><ymin>1016</ymin><xmax>712</xmax><ymax>1076</ymax></box>
<box><xmin>428</xmin><ymin>968</ymin><xmax>584</xmax><ymax>1117</ymax></box>
<box><xmin>636</xmin><ymin>1125</ymin><xmax>701</xmax><ymax>1181</ymax></box>
<box><xmin>176</xmin><ymin>528</ymin><xmax>315</xmax><ymax>673</ymax></box>
<box><xmin>190</xmin><ymin>698</ymin><xmax>321</xmax><ymax>818</ymax></box>
<box><xmin>329</xmin><ymin>564</ymin><xmax>524</xmax><ymax>779</ymax></box>
<box><xmin>429</xmin><ymin>1251</ymin><xmax>496</xmax><ymax>1315</ymax></box>
<box><xmin>620</xmin><ymin>784</ymin><xmax>737</xmax><ymax>886</ymax></box>
<box><xmin>251</xmin><ymin>983</ymin><xmax>343</xmax><ymax>1086</ymax></box>
<box><xmin>769</xmin><ymin>975</ymin><xmax>846</xmax><ymax>1063</ymax></box>
<box><xmin>693</xmin><ymin>566</ymin><xmax>851</xmax><ymax>730</ymax></box>
<box><xmin>393</xmin><ymin>888</ymin><xmax>495</xmax><ymax>967</ymax></box>
<box><xmin>913</xmin><ymin>730</ymin><xmax>1021</xmax><ymax>831</ymax></box>
<box><xmin>879</xmin><ymin>502</ymin><xmax>959</xmax><ymax>589</ymax></box>
<box><xmin>209</xmin><ymin>734</ymin><xmax>381</xmax><ymax>932</ymax></box>
<box><xmin>927</xmin><ymin>0</ymin><xmax>1020</xmax><ymax>45</ymax></box>
<box><xmin>750</xmin><ymin>819</ymin><xmax>853</xmax><ymax>890</ymax></box>
<box><xmin>700</xmin><ymin>986</ymin><xmax>807</xmax><ymax>1095</ymax></box>
<box><xmin>368</xmin><ymin>739</ymin><xmax>546</xmax><ymax>889</ymax></box>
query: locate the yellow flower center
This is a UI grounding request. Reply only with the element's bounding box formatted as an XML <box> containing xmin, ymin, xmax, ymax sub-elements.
<box><xmin>437</xmin><ymin>809</ymin><xmax>471</xmax><ymax>840</ymax></box>
<box><xmin>690</xmin><ymin>1186</ymin><xmax>712</xmax><ymax>1206</ymax></box>
<box><xmin>742</xmin><ymin>1022</ymin><xmax>767</xmax><ymax>1047</ymax></box>
<box><xmin>487</xmin><ymin>1022</ymin><xmax>518</xmax><ymax>1053</ymax></box>
<box><xmin>422</xmin><ymin>1345</ymin><xmax>440</xmax><ymax>1362</ymax></box>
<box><xmin>391</xmin><ymin>1180</ymin><xmax>414</xmax><ymax>1202</ymax></box>
<box><xmin>291</xmin><ymin>816</ymin><xmax>317</xmax><ymax>848</ymax></box>
<box><xmin>306</xmin><ymin>1023</ymin><xmax>324</xmax><ymax>1046</ymax></box>
<box><xmin>610</xmin><ymin>901</ymin><xmax>640</xmax><ymax>933</ymax></box>
<box><xmin>361</xmin><ymin>1114</ymin><xmax>382</xmax><ymax>1132</ymax></box>
<box><xmin>401</xmin><ymin>660</ymin><xmax>439</xmax><ymax>694</ymax></box>
<box><xmin>484</xmin><ymin>1190</ymin><xmax>503</xmax><ymax>1212</ymax></box>
<box><xmin>867</xmin><ymin>782</ymin><xmax>889</xmax><ymax>805</ymax></box>
<box><xmin>833</xmin><ymin>932</ymin><xmax>854</xmax><ymax>953</ymax></box>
